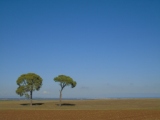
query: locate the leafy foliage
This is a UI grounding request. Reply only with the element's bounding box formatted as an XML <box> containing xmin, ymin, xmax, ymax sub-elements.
<box><xmin>16</xmin><ymin>73</ymin><xmax>43</xmax><ymax>98</ymax></box>
<box><xmin>54</xmin><ymin>75</ymin><xmax>77</xmax><ymax>90</ymax></box>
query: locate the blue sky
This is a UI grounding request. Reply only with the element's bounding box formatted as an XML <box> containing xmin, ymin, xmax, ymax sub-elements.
<box><xmin>0</xmin><ymin>0</ymin><xmax>160</xmax><ymax>98</ymax></box>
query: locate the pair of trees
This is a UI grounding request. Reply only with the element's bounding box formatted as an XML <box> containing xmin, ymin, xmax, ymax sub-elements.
<box><xmin>16</xmin><ymin>73</ymin><xmax>77</xmax><ymax>106</ymax></box>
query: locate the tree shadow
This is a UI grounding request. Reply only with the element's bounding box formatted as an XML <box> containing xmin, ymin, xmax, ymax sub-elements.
<box><xmin>20</xmin><ymin>103</ymin><xmax>44</xmax><ymax>106</ymax></box>
<box><xmin>56</xmin><ymin>103</ymin><xmax>76</xmax><ymax>106</ymax></box>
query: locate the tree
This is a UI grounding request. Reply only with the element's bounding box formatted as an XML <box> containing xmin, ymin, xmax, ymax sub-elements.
<box><xmin>54</xmin><ymin>75</ymin><xmax>77</xmax><ymax>106</ymax></box>
<box><xmin>16</xmin><ymin>73</ymin><xmax>43</xmax><ymax>106</ymax></box>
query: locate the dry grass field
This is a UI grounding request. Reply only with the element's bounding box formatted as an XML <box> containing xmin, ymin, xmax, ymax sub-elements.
<box><xmin>0</xmin><ymin>99</ymin><xmax>160</xmax><ymax>120</ymax></box>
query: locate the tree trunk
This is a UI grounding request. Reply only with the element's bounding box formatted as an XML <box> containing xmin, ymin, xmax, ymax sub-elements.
<box><xmin>59</xmin><ymin>90</ymin><xmax>62</xmax><ymax>106</ymax></box>
<box><xmin>30</xmin><ymin>91</ymin><xmax>32</xmax><ymax>106</ymax></box>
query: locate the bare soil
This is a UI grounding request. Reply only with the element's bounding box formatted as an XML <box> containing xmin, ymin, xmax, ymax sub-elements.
<box><xmin>0</xmin><ymin>110</ymin><xmax>160</xmax><ymax>120</ymax></box>
<box><xmin>0</xmin><ymin>99</ymin><xmax>160</xmax><ymax>119</ymax></box>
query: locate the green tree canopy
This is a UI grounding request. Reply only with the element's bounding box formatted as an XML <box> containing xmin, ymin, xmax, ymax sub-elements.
<box><xmin>16</xmin><ymin>73</ymin><xmax>43</xmax><ymax>106</ymax></box>
<box><xmin>54</xmin><ymin>75</ymin><xmax>77</xmax><ymax>106</ymax></box>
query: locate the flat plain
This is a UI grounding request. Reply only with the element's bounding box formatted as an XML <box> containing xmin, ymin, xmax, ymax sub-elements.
<box><xmin>0</xmin><ymin>99</ymin><xmax>160</xmax><ymax>120</ymax></box>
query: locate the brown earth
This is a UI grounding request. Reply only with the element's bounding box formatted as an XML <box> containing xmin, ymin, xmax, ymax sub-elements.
<box><xmin>0</xmin><ymin>110</ymin><xmax>160</xmax><ymax>120</ymax></box>
<box><xmin>0</xmin><ymin>99</ymin><xmax>160</xmax><ymax>119</ymax></box>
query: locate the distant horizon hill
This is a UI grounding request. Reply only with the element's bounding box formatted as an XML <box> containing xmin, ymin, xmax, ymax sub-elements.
<box><xmin>0</xmin><ymin>97</ymin><xmax>160</xmax><ymax>101</ymax></box>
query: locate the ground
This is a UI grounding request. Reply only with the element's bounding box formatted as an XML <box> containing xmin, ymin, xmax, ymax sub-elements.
<box><xmin>0</xmin><ymin>99</ymin><xmax>160</xmax><ymax>120</ymax></box>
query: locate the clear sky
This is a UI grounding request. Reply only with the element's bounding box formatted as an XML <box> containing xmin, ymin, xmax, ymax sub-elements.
<box><xmin>0</xmin><ymin>0</ymin><xmax>160</xmax><ymax>99</ymax></box>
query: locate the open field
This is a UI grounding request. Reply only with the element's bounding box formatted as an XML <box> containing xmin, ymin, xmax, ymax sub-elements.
<box><xmin>0</xmin><ymin>99</ymin><xmax>160</xmax><ymax>119</ymax></box>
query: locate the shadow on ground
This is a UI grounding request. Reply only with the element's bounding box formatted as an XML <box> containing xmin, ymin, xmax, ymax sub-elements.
<box><xmin>20</xmin><ymin>103</ymin><xmax>44</xmax><ymax>106</ymax></box>
<box><xmin>56</xmin><ymin>103</ymin><xmax>75</xmax><ymax>106</ymax></box>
